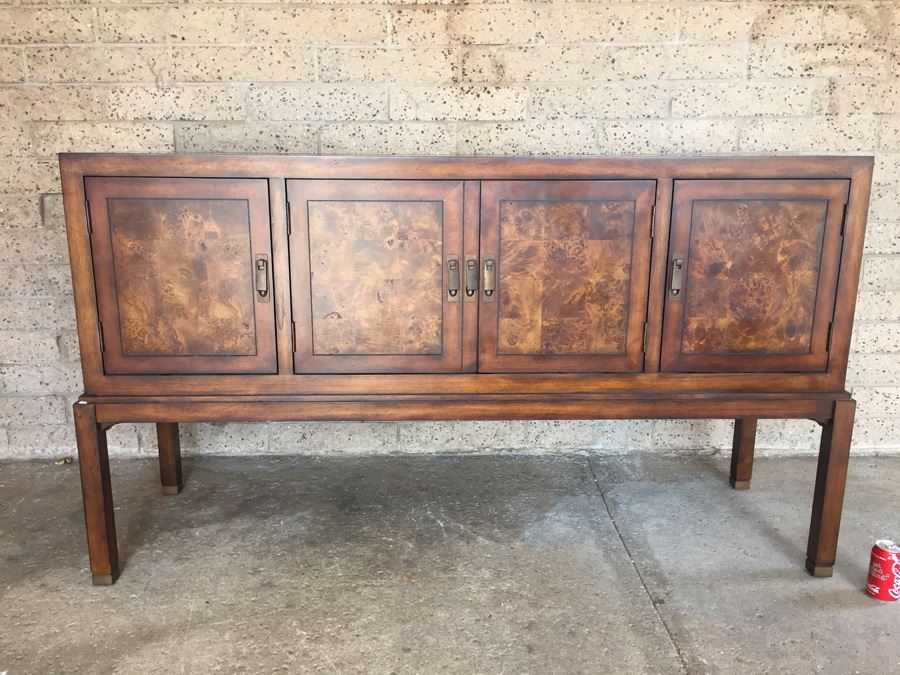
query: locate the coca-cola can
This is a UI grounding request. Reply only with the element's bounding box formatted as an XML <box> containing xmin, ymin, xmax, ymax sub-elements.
<box><xmin>866</xmin><ymin>539</ymin><xmax>900</xmax><ymax>601</ymax></box>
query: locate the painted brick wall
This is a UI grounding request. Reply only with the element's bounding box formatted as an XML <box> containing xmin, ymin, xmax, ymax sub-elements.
<box><xmin>0</xmin><ymin>1</ymin><xmax>897</xmax><ymax>458</ymax></box>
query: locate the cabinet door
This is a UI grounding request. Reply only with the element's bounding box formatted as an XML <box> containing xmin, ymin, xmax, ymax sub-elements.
<box><xmin>660</xmin><ymin>179</ymin><xmax>849</xmax><ymax>373</ymax></box>
<box><xmin>85</xmin><ymin>177</ymin><xmax>276</xmax><ymax>375</ymax></box>
<box><xmin>479</xmin><ymin>180</ymin><xmax>655</xmax><ymax>373</ymax></box>
<box><xmin>288</xmin><ymin>180</ymin><xmax>467</xmax><ymax>374</ymax></box>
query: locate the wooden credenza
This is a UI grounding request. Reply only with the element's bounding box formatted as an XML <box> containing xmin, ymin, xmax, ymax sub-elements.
<box><xmin>60</xmin><ymin>154</ymin><xmax>873</xmax><ymax>585</ymax></box>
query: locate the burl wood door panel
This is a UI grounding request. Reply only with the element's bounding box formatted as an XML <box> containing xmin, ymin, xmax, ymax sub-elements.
<box><xmin>85</xmin><ymin>177</ymin><xmax>276</xmax><ymax>375</ymax></box>
<box><xmin>479</xmin><ymin>180</ymin><xmax>656</xmax><ymax>373</ymax></box>
<box><xmin>287</xmin><ymin>180</ymin><xmax>468</xmax><ymax>373</ymax></box>
<box><xmin>660</xmin><ymin>179</ymin><xmax>850</xmax><ymax>373</ymax></box>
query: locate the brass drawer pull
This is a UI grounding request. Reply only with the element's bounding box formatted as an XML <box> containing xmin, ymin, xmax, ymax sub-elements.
<box><xmin>670</xmin><ymin>258</ymin><xmax>684</xmax><ymax>296</ymax></box>
<box><xmin>465</xmin><ymin>258</ymin><xmax>478</xmax><ymax>297</ymax></box>
<box><xmin>447</xmin><ymin>257</ymin><xmax>460</xmax><ymax>301</ymax></box>
<box><xmin>483</xmin><ymin>257</ymin><xmax>495</xmax><ymax>298</ymax></box>
<box><xmin>255</xmin><ymin>255</ymin><xmax>269</xmax><ymax>301</ymax></box>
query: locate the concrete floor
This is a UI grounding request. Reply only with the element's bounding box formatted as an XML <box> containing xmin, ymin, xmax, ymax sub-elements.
<box><xmin>0</xmin><ymin>454</ymin><xmax>898</xmax><ymax>674</ymax></box>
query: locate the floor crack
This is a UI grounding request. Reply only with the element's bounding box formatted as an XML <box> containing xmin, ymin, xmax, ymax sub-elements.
<box><xmin>587</xmin><ymin>458</ymin><xmax>690</xmax><ymax>674</ymax></box>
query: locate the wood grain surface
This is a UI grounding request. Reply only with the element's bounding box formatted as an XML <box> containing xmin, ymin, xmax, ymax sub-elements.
<box><xmin>307</xmin><ymin>200</ymin><xmax>443</xmax><ymax>356</ymax></box>
<box><xmin>681</xmin><ymin>198</ymin><xmax>827</xmax><ymax>355</ymax></box>
<box><xmin>108</xmin><ymin>197</ymin><xmax>257</xmax><ymax>356</ymax></box>
<box><xmin>497</xmin><ymin>199</ymin><xmax>635</xmax><ymax>355</ymax></box>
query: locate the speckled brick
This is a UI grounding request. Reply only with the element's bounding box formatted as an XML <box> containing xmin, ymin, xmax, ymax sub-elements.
<box><xmin>0</xmin><ymin>229</ymin><xmax>68</xmax><ymax>264</ymax></box>
<box><xmin>652</xmin><ymin>420</ymin><xmax>732</xmax><ymax>451</ymax></box>
<box><xmin>879</xmin><ymin>117</ymin><xmax>900</xmax><ymax>150</ymax></box>
<box><xmin>26</xmin><ymin>46</ymin><xmax>170</xmax><ymax>83</ymax></box>
<box><xmin>175</xmin><ymin>122</ymin><xmax>319</xmax><ymax>154</ymax></box>
<box><xmin>0</xmin><ymin>123</ymin><xmax>33</xmax><ymax>156</ymax></box>
<box><xmin>245</xmin><ymin>7</ymin><xmax>390</xmax><ymax>45</ymax></box>
<box><xmin>0</xmin><ymin>265</ymin><xmax>72</xmax><ymax>297</ymax></box>
<box><xmin>0</xmin><ymin>331</ymin><xmax>60</xmax><ymax>365</ymax></box>
<box><xmin>680</xmin><ymin>3</ymin><xmax>824</xmax><ymax>42</ymax></box>
<box><xmin>270</xmin><ymin>422</ymin><xmax>397</xmax><ymax>455</ymax></box>
<box><xmin>852</xmin><ymin>418</ymin><xmax>900</xmax><ymax>448</ymax></box>
<box><xmin>0</xmin><ymin>86</ymin><xmax>104</xmax><ymax>121</ymax></box>
<box><xmin>170</xmin><ymin>47</ymin><xmax>316</xmax><ymax>83</ymax></box>
<box><xmin>391</xmin><ymin>86</ymin><xmax>527</xmax><ymax>121</ymax></box>
<box><xmin>862</xmin><ymin>256</ymin><xmax>900</xmax><ymax>290</ymax></box>
<box><xmin>248</xmin><ymin>85</ymin><xmax>387</xmax><ymax>121</ymax></box>
<box><xmin>855</xmin><ymin>291</ymin><xmax>900</xmax><ymax>321</ymax></box>
<box><xmin>854</xmin><ymin>323</ymin><xmax>900</xmax><ymax>353</ymax></box>
<box><xmin>531</xmin><ymin>84</ymin><xmax>669</xmax><ymax>119</ymax></box>
<box><xmin>0</xmin><ymin>396</ymin><xmax>66</xmax><ymax>425</ymax></box>
<box><xmin>526</xmin><ymin>421</ymin><xmax>656</xmax><ymax>453</ymax></box>
<box><xmin>319</xmin><ymin>48</ymin><xmax>459</xmax><ymax>84</ymax></box>
<box><xmin>57</xmin><ymin>331</ymin><xmax>79</xmax><ymax>362</ymax></box>
<box><xmin>750</xmin><ymin>42</ymin><xmax>897</xmax><ymax>79</ymax></box>
<box><xmin>180</xmin><ymin>423</ymin><xmax>270</xmax><ymax>455</ymax></box>
<box><xmin>458</xmin><ymin>120</ymin><xmax>596</xmax><ymax>155</ymax></box>
<box><xmin>0</xmin><ymin>160</ymin><xmax>59</xmax><ymax>194</ymax></box>
<box><xmin>32</xmin><ymin>122</ymin><xmax>173</xmax><ymax>156</ymax></box>
<box><xmin>823</xmin><ymin>2</ymin><xmax>900</xmax><ymax>41</ymax></box>
<box><xmin>598</xmin><ymin>120</ymin><xmax>739</xmax><ymax>154</ymax></box>
<box><xmin>739</xmin><ymin>116</ymin><xmax>876</xmax><ymax>152</ymax></box>
<box><xmin>874</xmin><ymin>154</ymin><xmax>900</xmax><ymax>185</ymax></box>
<box><xmin>864</xmin><ymin>223</ymin><xmax>900</xmax><ymax>256</ymax></box>
<box><xmin>823</xmin><ymin>80</ymin><xmax>900</xmax><ymax>115</ymax></box>
<box><xmin>866</xmin><ymin>187</ymin><xmax>893</xmax><ymax>222</ymax></box>
<box><xmin>854</xmin><ymin>387</ymin><xmax>900</xmax><ymax>416</ymax></box>
<box><xmin>392</xmin><ymin>6</ymin><xmax>539</xmax><ymax>45</ymax></box>
<box><xmin>543</xmin><ymin>4</ymin><xmax>677</xmax><ymax>43</ymax></box>
<box><xmin>398</xmin><ymin>421</ymin><xmax>531</xmax><ymax>453</ymax></box>
<box><xmin>0</xmin><ymin>195</ymin><xmax>41</xmax><ymax>229</ymax></box>
<box><xmin>320</xmin><ymin>122</ymin><xmax>455</xmax><ymax>154</ymax></box>
<box><xmin>98</xmin><ymin>7</ymin><xmax>241</xmax><ymax>44</ymax></box>
<box><xmin>40</xmin><ymin>193</ymin><xmax>64</xmax><ymax>229</ymax></box>
<box><xmin>462</xmin><ymin>45</ymin><xmax>608</xmax><ymax>84</ymax></box>
<box><xmin>0</xmin><ymin>48</ymin><xmax>22</xmax><ymax>82</ymax></box>
<box><xmin>0</xmin><ymin>364</ymin><xmax>82</xmax><ymax>395</ymax></box>
<box><xmin>0</xmin><ymin>8</ymin><xmax>94</xmax><ymax>44</ymax></box>
<box><xmin>847</xmin><ymin>353</ymin><xmax>900</xmax><ymax>385</ymax></box>
<box><xmin>5</xmin><ymin>423</ymin><xmax>140</xmax><ymax>456</ymax></box>
<box><xmin>107</xmin><ymin>86</ymin><xmax>243</xmax><ymax>121</ymax></box>
<box><xmin>0</xmin><ymin>299</ymin><xmax>76</xmax><ymax>332</ymax></box>
<box><xmin>606</xmin><ymin>44</ymin><xmax>749</xmax><ymax>80</ymax></box>
<box><xmin>671</xmin><ymin>82</ymin><xmax>820</xmax><ymax>118</ymax></box>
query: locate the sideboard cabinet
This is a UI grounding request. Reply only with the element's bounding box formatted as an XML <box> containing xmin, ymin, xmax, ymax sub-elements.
<box><xmin>60</xmin><ymin>154</ymin><xmax>873</xmax><ymax>585</ymax></box>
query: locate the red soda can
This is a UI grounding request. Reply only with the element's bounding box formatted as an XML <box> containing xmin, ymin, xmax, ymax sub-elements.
<box><xmin>866</xmin><ymin>539</ymin><xmax>900</xmax><ymax>601</ymax></box>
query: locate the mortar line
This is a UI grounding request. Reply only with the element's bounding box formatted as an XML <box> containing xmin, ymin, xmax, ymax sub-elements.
<box><xmin>586</xmin><ymin>457</ymin><xmax>690</xmax><ymax>674</ymax></box>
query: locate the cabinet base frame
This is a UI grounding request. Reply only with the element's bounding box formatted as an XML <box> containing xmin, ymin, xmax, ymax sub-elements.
<box><xmin>74</xmin><ymin>393</ymin><xmax>854</xmax><ymax>585</ymax></box>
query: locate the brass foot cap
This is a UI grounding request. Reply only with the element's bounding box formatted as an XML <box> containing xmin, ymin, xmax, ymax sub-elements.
<box><xmin>161</xmin><ymin>485</ymin><xmax>182</xmax><ymax>495</ymax></box>
<box><xmin>91</xmin><ymin>570</ymin><xmax>119</xmax><ymax>586</ymax></box>
<box><xmin>805</xmin><ymin>559</ymin><xmax>834</xmax><ymax>578</ymax></box>
<box><xmin>730</xmin><ymin>479</ymin><xmax>751</xmax><ymax>490</ymax></box>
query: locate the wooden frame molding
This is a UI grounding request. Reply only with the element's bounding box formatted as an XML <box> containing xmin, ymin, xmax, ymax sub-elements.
<box><xmin>60</xmin><ymin>154</ymin><xmax>873</xmax><ymax>585</ymax></box>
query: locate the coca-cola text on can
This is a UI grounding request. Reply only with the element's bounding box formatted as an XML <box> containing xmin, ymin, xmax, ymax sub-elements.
<box><xmin>866</xmin><ymin>539</ymin><xmax>900</xmax><ymax>601</ymax></box>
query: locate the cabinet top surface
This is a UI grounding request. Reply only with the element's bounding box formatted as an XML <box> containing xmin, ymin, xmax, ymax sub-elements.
<box><xmin>59</xmin><ymin>153</ymin><xmax>874</xmax><ymax>181</ymax></box>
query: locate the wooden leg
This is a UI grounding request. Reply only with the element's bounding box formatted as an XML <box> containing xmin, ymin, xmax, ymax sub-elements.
<box><xmin>157</xmin><ymin>422</ymin><xmax>183</xmax><ymax>495</ymax></box>
<box><xmin>806</xmin><ymin>399</ymin><xmax>855</xmax><ymax>578</ymax></box>
<box><xmin>730</xmin><ymin>418</ymin><xmax>757</xmax><ymax>490</ymax></box>
<box><xmin>73</xmin><ymin>402</ymin><xmax>120</xmax><ymax>586</ymax></box>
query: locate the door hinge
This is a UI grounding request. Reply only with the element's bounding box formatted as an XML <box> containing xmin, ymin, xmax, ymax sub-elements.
<box><xmin>642</xmin><ymin>321</ymin><xmax>648</xmax><ymax>353</ymax></box>
<box><xmin>826</xmin><ymin>321</ymin><xmax>834</xmax><ymax>351</ymax></box>
<box><xmin>84</xmin><ymin>200</ymin><xmax>93</xmax><ymax>235</ymax></box>
<box><xmin>840</xmin><ymin>202</ymin><xmax>849</xmax><ymax>237</ymax></box>
<box><xmin>285</xmin><ymin>199</ymin><xmax>291</xmax><ymax>237</ymax></box>
<box><xmin>291</xmin><ymin>321</ymin><xmax>297</xmax><ymax>352</ymax></box>
<box><xmin>97</xmin><ymin>320</ymin><xmax>105</xmax><ymax>352</ymax></box>
<box><xmin>649</xmin><ymin>205</ymin><xmax>656</xmax><ymax>239</ymax></box>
